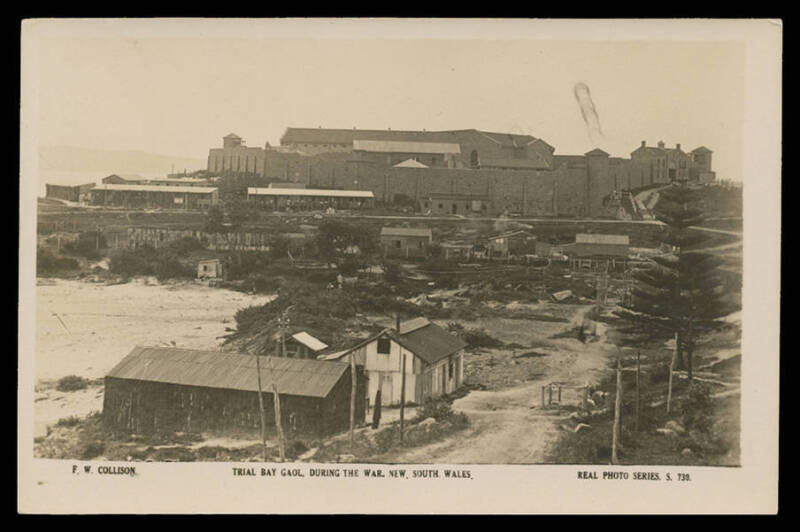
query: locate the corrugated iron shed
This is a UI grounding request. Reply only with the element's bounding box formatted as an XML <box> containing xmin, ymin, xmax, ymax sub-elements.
<box><xmin>107</xmin><ymin>346</ymin><xmax>349</xmax><ymax>398</ymax></box>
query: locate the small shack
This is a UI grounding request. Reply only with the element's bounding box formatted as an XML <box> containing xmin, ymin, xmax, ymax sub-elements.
<box><xmin>321</xmin><ymin>318</ymin><xmax>467</xmax><ymax>407</ymax></box>
<box><xmin>277</xmin><ymin>331</ymin><xmax>329</xmax><ymax>360</ymax></box>
<box><xmin>486</xmin><ymin>230</ymin><xmax>536</xmax><ymax>258</ymax></box>
<box><xmin>564</xmin><ymin>233</ymin><xmax>631</xmax><ymax>270</ymax></box>
<box><xmin>103</xmin><ymin>346</ymin><xmax>366</xmax><ymax>436</ymax></box>
<box><xmin>197</xmin><ymin>259</ymin><xmax>223</xmax><ymax>280</ymax></box>
<box><xmin>45</xmin><ymin>182</ymin><xmax>95</xmax><ymax>203</ymax></box>
<box><xmin>380</xmin><ymin>227</ymin><xmax>433</xmax><ymax>259</ymax></box>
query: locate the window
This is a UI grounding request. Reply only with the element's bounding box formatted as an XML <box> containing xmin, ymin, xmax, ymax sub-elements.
<box><xmin>377</xmin><ymin>338</ymin><xmax>391</xmax><ymax>354</ymax></box>
<box><xmin>395</xmin><ymin>240</ymin><xmax>401</xmax><ymax>248</ymax></box>
<box><xmin>418</xmin><ymin>241</ymin><xmax>424</xmax><ymax>248</ymax></box>
<box><xmin>449</xmin><ymin>360</ymin><xmax>455</xmax><ymax>379</ymax></box>
<box><xmin>438</xmin><ymin>204</ymin><xmax>443</xmax><ymax>209</ymax></box>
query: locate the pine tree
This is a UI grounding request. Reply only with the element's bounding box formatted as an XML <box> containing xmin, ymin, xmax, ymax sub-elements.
<box><xmin>616</xmin><ymin>183</ymin><xmax>736</xmax><ymax>379</ymax></box>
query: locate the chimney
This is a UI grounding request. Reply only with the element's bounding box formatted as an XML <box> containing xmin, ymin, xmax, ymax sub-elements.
<box><xmin>676</xmin><ymin>143</ymin><xmax>681</xmax><ymax>151</ymax></box>
<box><xmin>395</xmin><ymin>313</ymin><xmax>401</xmax><ymax>332</ymax></box>
<box><xmin>658</xmin><ymin>140</ymin><xmax>665</xmax><ymax>149</ymax></box>
<box><xmin>641</xmin><ymin>141</ymin><xmax>646</xmax><ymax>148</ymax></box>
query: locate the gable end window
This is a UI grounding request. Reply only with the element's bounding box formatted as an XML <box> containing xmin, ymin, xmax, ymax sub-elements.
<box><xmin>377</xmin><ymin>337</ymin><xmax>391</xmax><ymax>354</ymax></box>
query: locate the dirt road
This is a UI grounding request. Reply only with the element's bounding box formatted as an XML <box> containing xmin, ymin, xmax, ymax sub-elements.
<box><xmin>384</xmin><ymin>308</ymin><xmax>618</xmax><ymax>464</ymax></box>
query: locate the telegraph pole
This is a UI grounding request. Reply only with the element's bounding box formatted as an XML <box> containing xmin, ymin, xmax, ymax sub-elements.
<box><xmin>611</xmin><ymin>356</ymin><xmax>622</xmax><ymax>465</ymax></box>
<box><xmin>400</xmin><ymin>353</ymin><xmax>407</xmax><ymax>443</ymax></box>
<box><xmin>255</xmin><ymin>347</ymin><xmax>268</xmax><ymax>461</ymax></box>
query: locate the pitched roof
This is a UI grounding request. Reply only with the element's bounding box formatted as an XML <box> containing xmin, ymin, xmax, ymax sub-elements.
<box><xmin>691</xmin><ymin>146</ymin><xmax>712</xmax><ymax>154</ymax></box>
<box><xmin>390</xmin><ymin>319</ymin><xmax>468</xmax><ymax>365</ymax></box>
<box><xmin>280</xmin><ymin>127</ymin><xmax>539</xmax><ymax>149</ymax></box>
<box><xmin>488</xmin><ymin>229</ymin><xmax>535</xmax><ymax>241</ymax></box>
<box><xmin>291</xmin><ymin>332</ymin><xmax>329</xmax><ymax>352</ymax></box>
<box><xmin>353</xmin><ymin>140</ymin><xmax>461</xmax><ymax>154</ymax></box>
<box><xmin>106</xmin><ymin>346</ymin><xmax>348</xmax><ymax>398</ymax></box>
<box><xmin>327</xmin><ymin>318</ymin><xmax>467</xmax><ymax>366</ymax></box>
<box><xmin>393</xmin><ymin>158</ymin><xmax>430</xmax><ymax>168</ymax></box>
<box><xmin>380</xmin><ymin>227</ymin><xmax>433</xmax><ymax>238</ymax></box>
<box><xmin>92</xmin><ymin>184</ymin><xmax>218</xmax><ymax>194</ymax></box>
<box><xmin>585</xmin><ymin>148</ymin><xmax>610</xmax><ymax>157</ymax></box>
<box><xmin>104</xmin><ymin>174</ymin><xmax>147</xmax><ymax>181</ymax></box>
<box><xmin>575</xmin><ymin>233</ymin><xmax>630</xmax><ymax>245</ymax></box>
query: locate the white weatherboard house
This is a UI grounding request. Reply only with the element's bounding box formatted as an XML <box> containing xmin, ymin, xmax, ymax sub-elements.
<box><xmin>321</xmin><ymin>318</ymin><xmax>467</xmax><ymax>407</ymax></box>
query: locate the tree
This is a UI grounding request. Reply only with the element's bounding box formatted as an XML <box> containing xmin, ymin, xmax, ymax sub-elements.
<box><xmin>203</xmin><ymin>205</ymin><xmax>225</xmax><ymax>233</ymax></box>
<box><xmin>615</xmin><ymin>183</ymin><xmax>737</xmax><ymax>380</ymax></box>
<box><xmin>313</xmin><ymin>220</ymin><xmax>377</xmax><ymax>266</ymax></box>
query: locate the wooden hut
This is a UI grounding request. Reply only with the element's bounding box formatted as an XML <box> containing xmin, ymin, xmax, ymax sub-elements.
<box><xmin>102</xmin><ymin>346</ymin><xmax>366</xmax><ymax>437</ymax></box>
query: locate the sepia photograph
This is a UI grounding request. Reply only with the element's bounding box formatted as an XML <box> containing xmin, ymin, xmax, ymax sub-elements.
<box><xmin>18</xmin><ymin>18</ymin><xmax>780</xmax><ymax>514</ymax></box>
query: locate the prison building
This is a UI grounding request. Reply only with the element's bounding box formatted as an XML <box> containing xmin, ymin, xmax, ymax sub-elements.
<box><xmin>44</xmin><ymin>182</ymin><xmax>95</xmax><ymax>203</ymax></box>
<box><xmin>247</xmin><ymin>187</ymin><xmax>375</xmax><ymax>210</ymax></box>
<box><xmin>352</xmin><ymin>139</ymin><xmax>462</xmax><ymax>168</ymax></box>
<box><xmin>89</xmin><ymin>184</ymin><xmax>219</xmax><ymax>209</ymax></box>
<box><xmin>425</xmin><ymin>193</ymin><xmax>490</xmax><ymax>215</ymax></box>
<box><xmin>101</xmin><ymin>174</ymin><xmax>148</xmax><ymax>185</ymax></box>
<box><xmin>379</xmin><ymin>227</ymin><xmax>433</xmax><ymax>259</ymax></box>
<box><xmin>320</xmin><ymin>318</ymin><xmax>468</xmax><ymax>407</ymax></box>
<box><xmin>145</xmin><ymin>178</ymin><xmax>216</xmax><ymax>187</ymax></box>
<box><xmin>102</xmin><ymin>346</ymin><xmax>366</xmax><ymax>437</ymax></box>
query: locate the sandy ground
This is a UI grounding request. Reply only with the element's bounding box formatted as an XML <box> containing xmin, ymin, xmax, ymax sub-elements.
<box><xmin>34</xmin><ymin>278</ymin><xmax>272</xmax><ymax>436</ymax></box>
<box><xmin>383</xmin><ymin>304</ymin><xmax>617</xmax><ymax>464</ymax></box>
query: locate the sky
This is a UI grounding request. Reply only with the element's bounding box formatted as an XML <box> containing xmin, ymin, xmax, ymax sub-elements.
<box><xmin>33</xmin><ymin>34</ymin><xmax>745</xmax><ymax>181</ymax></box>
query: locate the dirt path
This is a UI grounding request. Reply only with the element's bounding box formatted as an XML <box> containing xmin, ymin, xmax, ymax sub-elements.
<box><xmin>385</xmin><ymin>308</ymin><xmax>618</xmax><ymax>464</ymax></box>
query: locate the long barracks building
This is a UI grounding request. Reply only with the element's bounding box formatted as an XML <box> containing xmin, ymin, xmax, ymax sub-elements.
<box><xmin>208</xmin><ymin>128</ymin><xmax>716</xmax><ymax>217</ymax></box>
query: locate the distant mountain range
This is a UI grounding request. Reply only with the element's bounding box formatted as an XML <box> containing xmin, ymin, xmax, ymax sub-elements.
<box><xmin>38</xmin><ymin>145</ymin><xmax>206</xmax><ymax>174</ymax></box>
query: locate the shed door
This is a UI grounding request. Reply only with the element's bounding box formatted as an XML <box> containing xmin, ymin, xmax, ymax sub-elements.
<box><xmin>380</xmin><ymin>373</ymin><xmax>393</xmax><ymax>406</ymax></box>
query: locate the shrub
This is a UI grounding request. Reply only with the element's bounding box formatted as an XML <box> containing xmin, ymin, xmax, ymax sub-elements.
<box><xmin>62</xmin><ymin>231</ymin><xmax>106</xmax><ymax>259</ymax></box>
<box><xmin>37</xmin><ymin>248</ymin><xmax>79</xmax><ymax>274</ymax></box>
<box><xmin>415</xmin><ymin>396</ymin><xmax>454</xmax><ymax>423</ymax></box>
<box><xmin>79</xmin><ymin>442</ymin><xmax>105</xmax><ymax>460</ymax></box>
<box><xmin>461</xmin><ymin>329</ymin><xmax>503</xmax><ymax>349</ymax></box>
<box><xmin>246</xmin><ymin>273</ymin><xmax>282</xmax><ymax>293</ymax></box>
<box><xmin>166</xmin><ymin>236</ymin><xmax>205</xmax><ymax>256</ymax></box>
<box><xmin>109</xmin><ymin>247</ymin><xmax>156</xmax><ymax>277</ymax></box>
<box><xmin>681</xmin><ymin>381</ymin><xmax>714</xmax><ymax>429</ymax></box>
<box><xmin>383</xmin><ymin>261</ymin><xmax>402</xmax><ymax>284</ymax></box>
<box><xmin>55</xmin><ymin>416</ymin><xmax>82</xmax><ymax>428</ymax></box>
<box><xmin>56</xmin><ymin>375</ymin><xmax>89</xmax><ymax>392</ymax></box>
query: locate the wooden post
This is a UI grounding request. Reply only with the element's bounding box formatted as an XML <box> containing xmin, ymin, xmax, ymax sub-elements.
<box><xmin>611</xmin><ymin>357</ymin><xmax>622</xmax><ymax>464</ymax></box>
<box><xmin>400</xmin><ymin>353</ymin><xmax>407</xmax><ymax>443</ymax></box>
<box><xmin>267</xmin><ymin>358</ymin><xmax>286</xmax><ymax>462</ymax></box>
<box><xmin>667</xmin><ymin>332</ymin><xmax>677</xmax><ymax>414</ymax></box>
<box><xmin>255</xmin><ymin>350</ymin><xmax>269</xmax><ymax>462</ymax></box>
<box><xmin>349</xmin><ymin>351</ymin><xmax>357</xmax><ymax>447</ymax></box>
<box><xmin>635</xmin><ymin>351</ymin><xmax>641</xmax><ymax>432</ymax></box>
<box><xmin>557</xmin><ymin>385</ymin><xmax>562</xmax><ymax>404</ymax></box>
<box><xmin>541</xmin><ymin>386</ymin><xmax>545</xmax><ymax>408</ymax></box>
<box><xmin>548</xmin><ymin>384</ymin><xmax>553</xmax><ymax>405</ymax></box>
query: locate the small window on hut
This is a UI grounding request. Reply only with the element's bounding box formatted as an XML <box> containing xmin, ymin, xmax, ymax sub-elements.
<box><xmin>377</xmin><ymin>337</ymin><xmax>391</xmax><ymax>355</ymax></box>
